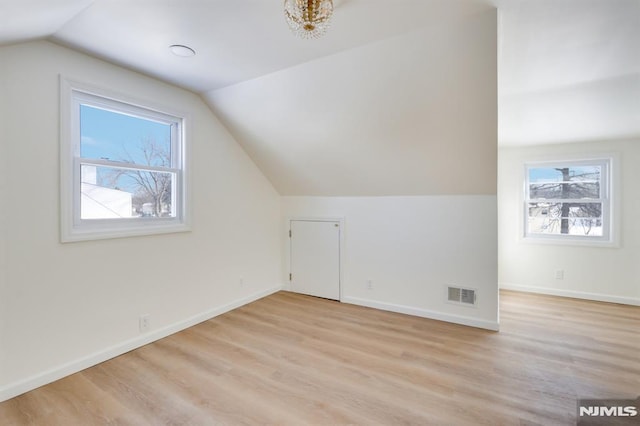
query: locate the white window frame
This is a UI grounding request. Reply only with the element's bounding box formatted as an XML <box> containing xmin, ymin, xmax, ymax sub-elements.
<box><xmin>523</xmin><ymin>156</ymin><xmax>617</xmax><ymax>247</ymax></box>
<box><xmin>60</xmin><ymin>77</ymin><xmax>190</xmax><ymax>242</ymax></box>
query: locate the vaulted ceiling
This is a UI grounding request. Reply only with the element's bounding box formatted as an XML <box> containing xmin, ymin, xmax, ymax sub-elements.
<box><xmin>3</xmin><ymin>0</ymin><xmax>496</xmax><ymax>91</ymax></box>
<box><xmin>498</xmin><ymin>0</ymin><xmax>639</xmax><ymax>145</ymax></box>
<box><xmin>1</xmin><ymin>0</ymin><xmax>639</xmax><ymax>194</ymax></box>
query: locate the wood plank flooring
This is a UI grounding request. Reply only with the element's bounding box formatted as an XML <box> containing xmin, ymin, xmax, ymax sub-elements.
<box><xmin>0</xmin><ymin>290</ymin><xmax>638</xmax><ymax>425</ymax></box>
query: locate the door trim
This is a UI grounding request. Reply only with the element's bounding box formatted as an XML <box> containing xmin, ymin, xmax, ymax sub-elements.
<box><xmin>285</xmin><ymin>216</ymin><xmax>345</xmax><ymax>302</ymax></box>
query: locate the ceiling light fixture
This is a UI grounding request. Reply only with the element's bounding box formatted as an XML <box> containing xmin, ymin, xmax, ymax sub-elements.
<box><xmin>284</xmin><ymin>0</ymin><xmax>333</xmax><ymax>39</ymax></box>
<box><xmin>169</xmin><ymin>44</ymin><xmax>196</xmax><ymax>57</ymax></box>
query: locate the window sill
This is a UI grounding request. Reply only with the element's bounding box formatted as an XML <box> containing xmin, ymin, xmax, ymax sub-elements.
<box><xmin>61</xmin><ymin>221</ymin><xmax>191</xmax><ymax>243</ymax></box>
<box><xmin>521</xmin><ymin>235</ymin><xmax>619</xmax><ymax>249</ymax></box>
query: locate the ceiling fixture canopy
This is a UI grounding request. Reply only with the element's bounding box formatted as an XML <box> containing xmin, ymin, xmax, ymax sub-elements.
<box><xmin>284</xmin><ymin>0</ymin><xmax>333</xmax><ymax>39</ymax></box>
<box><xmin>169</xmin><ymin>44</ymin><xmax>196</xmax><ymax>57</ymax></box>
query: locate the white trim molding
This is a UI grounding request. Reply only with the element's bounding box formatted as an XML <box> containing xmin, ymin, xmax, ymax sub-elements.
<box><xmin>521</xmin><ymin>154</ymin><xmax>620</xmax><ymax>247</ymax></box>
<box><xmin>500</xmin><ymin>282</ymin><xmax>640</xmax><ymax>306</ymax></box>
<box><xmin>342</xmin><ymin>296</ymin><xmax>500</xmax><ymax>331</ymax></box>
<box><xmin>0</xmin><ymin>285</ymin><xmax>283</xmax><ymax>403</ymax></box>
<box><xmin>59</xmin><ymin>75</ymin><xmax>192</xmax><ymax>242</ymax></box>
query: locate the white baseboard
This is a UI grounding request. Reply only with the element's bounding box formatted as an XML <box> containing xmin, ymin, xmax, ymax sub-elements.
<box><xmin>342</xmin><ymin>296</ymin><xmax>499</xmax><ymax>331</ymax></box>
<box><xmin>500</xmin><ymin>283</ymin><xmax>640</xmax><ymax>306</ymax></box>
<box><xmin>0</xmin><ymin>285</ymin><xmax>283</xmax><ymax>403</ymax></box>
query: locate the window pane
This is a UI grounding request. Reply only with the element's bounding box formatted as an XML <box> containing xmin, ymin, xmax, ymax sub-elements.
<box><xmin>528</xmin><ymin>166</ymin><xmax>601</xmax><ymax>184</ymax></box>
<box><xmin>527</xmin><ymin>202</ymin><xmax>603</xmax><ymax>236</ymax></box>
<box><xmin>80</xmin><ymin>105</ymin><xmax>172</xmax><ymax>167</ymax></box>
<box><xmin>81</xmin><ymin>165</ymin><xmax>174</xmax><ymax>219</ymax></box>
<box><xmin>529</xmin><ymin>182</ymin><xmax>600</xmax><ymax>199</ymax></box>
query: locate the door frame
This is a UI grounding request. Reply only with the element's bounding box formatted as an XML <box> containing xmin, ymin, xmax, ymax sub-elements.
<box><xmin>284</xmin><ymin>216</ymin><xmax>345</xmax><ymax>302</ymax></box>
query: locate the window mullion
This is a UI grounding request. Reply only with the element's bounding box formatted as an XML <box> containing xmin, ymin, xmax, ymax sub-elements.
<box><xmin>528</xmin><ymin>199</ymin><xmax>604</xmax><ymax>203</ymax></box>
<box><xmin>79</xmin><ymin>158</ymin><xmax>178</xmax><ymax>174</ymax></box>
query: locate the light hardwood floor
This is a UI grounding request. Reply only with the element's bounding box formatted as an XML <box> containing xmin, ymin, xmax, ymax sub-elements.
<box><xmin>1</xmin><ymin>290</ymin><xmax>638</xmax><ymax>425</ymax></box>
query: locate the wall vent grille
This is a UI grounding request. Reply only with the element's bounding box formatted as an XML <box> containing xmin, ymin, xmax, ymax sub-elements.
<box><xmin>447</xmin><ymin>286</ymin><xmax>477</xmax><ymax>306</ymax></box>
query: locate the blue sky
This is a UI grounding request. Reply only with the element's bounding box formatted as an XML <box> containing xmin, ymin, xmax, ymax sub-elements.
<box><xmin>529</xmin><ymin>166</ymin><xmax>600</xmax><ymax>183</ymax></box>
<box><xmin>80</xmin><ymin>105</ymin><xmax>171</xmax><ymax>166</ymax></box>
<box><xmin>529</xmin><ymin>168</ymin><xmax>563</xmax><ymax>183</ymax></box>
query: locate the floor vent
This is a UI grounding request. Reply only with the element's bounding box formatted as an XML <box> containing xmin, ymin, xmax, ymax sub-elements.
<box><xmin>448</xmin><ymin>286</ymin><xmax>477</xmax><ymax>306</ymax></box>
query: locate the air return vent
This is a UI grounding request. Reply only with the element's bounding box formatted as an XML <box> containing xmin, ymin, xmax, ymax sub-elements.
<box><xmin>447</xmin><ymin>286</ymin><xmax>477</xmax><ymax>306</ymax></box>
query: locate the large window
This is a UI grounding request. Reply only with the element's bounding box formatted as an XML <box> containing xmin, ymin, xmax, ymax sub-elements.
<box><xmin>61</xmin><ymin>78</ymin><xmax>189</xmax><ymax>242</ymax></box>
<box><xmin>524</xmin><ymin>159</ymin><xmax>612</xmax><ymax>244</ymax></box>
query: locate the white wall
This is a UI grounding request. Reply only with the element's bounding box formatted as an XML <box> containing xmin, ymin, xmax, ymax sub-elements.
<box><xmin>205</xmin><ymin>10</ymin><xmax>497</xmax><ymax>196</ymax></box>
<box><xmin>0</xmin><ymin>40</ymin><xmax>282</xmax><ymax>401</ymax></box>
<box><xmin>499</xmin><ymin>140</ymin><xmax>640</xmax><ymax>305</ymax></box>
<box><xmin>0</xmin><ymin>53</ymin><xmax>8</xmax><ymax>389</ymax></box>
<box><xmin>283</xmin><ymin>196</ymin><xmax>499</xmax><ymax>330</ymax></box>
<box><xmin>238</xmin><ymin>9</ymin><xmax>498</xmax><ymax>330</ymax></box>
<box><xmin>0</xmin><ymin>9</ymin><xmax>500</xmax><ymax>399</ymax></box>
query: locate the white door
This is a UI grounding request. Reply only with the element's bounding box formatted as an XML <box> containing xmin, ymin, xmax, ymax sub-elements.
<box><xmin>290</xmin><ymin>220</ymin><xmax>340</xmax><ymax>300</ymax></box>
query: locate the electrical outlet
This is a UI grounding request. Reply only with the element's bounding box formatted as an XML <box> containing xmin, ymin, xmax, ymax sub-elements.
<box><xmin>555</xmin><ymin>269</ymin><xmax>564</xmax><ymax>280</ymax></box>
<box><xmin>239</xmin><ymin>276</ymin><xmax>244</xmax><ymax>286</ymax></box>
<box><xmin>366</xmin><ymin>279</ymin><xmax>373</xmax><ymax>290</ymax></box>
<box><xmin>139</xmin><ymin>314</ymin><xmax>150</xmax><ymax>333</ymax></box>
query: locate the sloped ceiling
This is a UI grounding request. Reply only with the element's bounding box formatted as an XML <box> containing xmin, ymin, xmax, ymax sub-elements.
<box><xmin>1</xmin><ymin>0</ymin><xmax>639</xmax><ymax>195</ymax></box>
<box><xmin>498</xmin><ymin>0</ymin><xmax>640</xmax><ymax>145</ymax></box>
<box><xmin>0</xmin><ymin>0</ymin><xmax>93</xmax><ymax>42</ymax></box>
<box><xmin>205</xmin><ymin>11</ymin><xmax>498</xmax><ymax>196</ymax></box>
<box><xmin>6</xmin><ymin>0</ymin><xmax>493</xmax><ymax>92</ymax></box>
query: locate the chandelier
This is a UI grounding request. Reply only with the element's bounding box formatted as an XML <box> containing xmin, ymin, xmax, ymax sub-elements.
<box><xmin>284</xmin><ymin>0</ymin><xmax>334</xmax><ymax>39</ymax></box>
